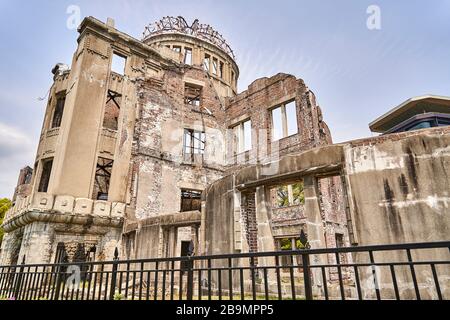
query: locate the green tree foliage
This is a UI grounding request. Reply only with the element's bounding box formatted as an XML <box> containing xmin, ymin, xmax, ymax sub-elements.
<box><xmin>279</xmin><ymin>238</ymin><xmax>305</xmax><ymax>250</ymax></box>
<box><xmin>276</xmin><ymin>182</ymin><xmax>305</xmax><ymax>207</ymax></box>
<box><xmin>0</xmin><ymin>198</ymin><xmax>12</xmax><ymax>245</ymax></box>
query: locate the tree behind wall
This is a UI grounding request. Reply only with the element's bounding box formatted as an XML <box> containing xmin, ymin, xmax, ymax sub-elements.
<box><xmin>0</xmin><ymin>198</ymin><xmax>12</xmax><ymax>245</ymax></box>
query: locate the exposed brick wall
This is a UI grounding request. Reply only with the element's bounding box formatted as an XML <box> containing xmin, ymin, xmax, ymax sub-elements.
<box><xmin>224</xmin><ymin>73</ymin><xmax>332</xmax><ymax>171</ymax></box>
<box><xmin>241</xmin><ymin>192</ymin><xmax>258</xmax><ymax>253</ymax></box>
<box><xmin>130</xmin><ymin>65</ymin><xmax>227</xmax><ymax>221</ymax></box>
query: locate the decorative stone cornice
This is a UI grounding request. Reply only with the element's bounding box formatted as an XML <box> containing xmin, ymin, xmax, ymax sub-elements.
<box><xmin>2</xmin><ymin>192</ymin><xmax>126</xmax><ymax>233</ymax></box>
<box><xmin>1</xmin><ymin>209</ymin><xmax>123</xmax><ymax>233</ymax></box>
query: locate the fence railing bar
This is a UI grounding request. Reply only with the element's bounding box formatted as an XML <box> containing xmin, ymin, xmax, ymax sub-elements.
<box><xmin>288</xmin><ymin>262</ymin><xmax>296</xmax><ymax>300</ymax></box>
<box><xmin>406</xmin><ymin>249</ymin><xmax>421</xmax><ymax>300</ymax></box>
<box><xmin>239</xmin><ymin>267</ymin><xmax>244</xmax><ymax>300</ymax></box>
<box><xmin>275</xmin><ymin>256</ymin><xmax>282</xmax><ymax>300</ymax></box>
<box><xmin>263</xmin><ymin>267</ymin><xmax>269</xmax><ymax>300</ymax></box>
<box><xmin>430</xmin><ymin>264</ymin><xmax>442</xmax><ymax>300</ymax></box>
<box><xmin>139</xmin><ymin>262</ymin><xmax>144</xmax><ymax>300</ymax></box>
<box><xmin>335</xmin><ymin>252</ymin><xmax>345</xmax><ymax>301</ymax></box>
<box><xmin>162</xmin><ymin>269</ymin><xmax>167</xmax><ymax>301</ymax></box>
<box><xmin>198</xmin><ymin>269</ymin><xmax>202</xmax><ymax>301</ymax></box>
<box><xmin>250</xmin><ymin>256</ymin><xmax>257</xmax><ymax>300</ymax></box>
<box><xmin>3</xmin><ymin>240</ymin><xmax>450</xmax><ymax>270</ymax></box>
<box><xmin>368</xmin><ymin>251</ymin><xmax>381</xmax><ymax>300</ymax></box>
<box><xmin>170</xmin><ymin>260</ymin><xmax>175</xmax><ymax>300</ymax></box>
<box><xmin>228</xmin><ymin>258</ymin><xmax>233</xmax><ymax>301</ymax></box>
<box><xmin>321</xmin><ymin>266</ymin><xmax>329</xmax><ymax>300</ymax></box>
<box><xmin>207</xmin><ymin>259</ymin><xmax>212</xmax><ymax>301</ymax></box>
<box><xmin>1</xmin><ymin>242</ymin><xmax>449</xmax><ymax>301</ymax></box>
<box><xmin>389</xmin><ymin>265</ymin><xmax>400</xmax><ymax>300</ymax></box>
<box><xmin>218</xmin><ymin>268</ymin><xmax>222</xmax><ymax>300</ymax></box>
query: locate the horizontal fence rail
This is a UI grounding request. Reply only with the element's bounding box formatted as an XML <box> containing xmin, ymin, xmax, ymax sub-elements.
<box><xmin>0</xmin><ymin>241</ymin><xmax>449</xmax><ymax>301</ymax></box>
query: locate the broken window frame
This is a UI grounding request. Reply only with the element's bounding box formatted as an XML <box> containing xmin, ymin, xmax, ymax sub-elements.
<box><xmin>212</xmin><ymin>57</ymin><xmax>218</xmax><ymax>75</ymax></box>
<box><xmin>203</xmin><ymin>54</ymin><xmax>210</xmax><ymax>72</ymax></box>
<box><xmin>92</xmin><ymin>157</ymin><xmax>113</xmax><ymax>201</ymax></box>
<box><xmin>51</xmin><ymin>94</ymin><xmax>66</xmax><ymax>129</ymax></box>
<box><xmin>111</xmin><ymin>53</ymin><xmax>127</xmax><ymax>75</ymax></box>
<box><xmin>103</xmin><ymin>90</ymin><xmax>122</xmax><ymax>131</ymax></box>
<box><xmin>38</xmin><ymin>158</ymin><xmax>53</xmax><ymax>193</ymax></box>
<box><xmin>219</xmin><ymin>61</ymin><xmax>224</xmax><ymax>79</ymax></box>
<box><xmin>184</xmin><ymin>47</ymin><xmax>192</xmax><ymax>65</ymax></box>
<box><xmin>180</xmin><ymin>189</ymin><xmax>202</xmax><ymax>212</ymax></box>
<box><xmin>274</xmin><ymin>182</ymin><xmax>305</xmax><ymax>208</ymax></box>
<box><xmin>184</xmin><ymin>83</ymin><xmax>202</xmax><ymax>108</ymax></box>
<box><xmin>183</xmin><ymin>129</ymin><xmax>206</xmax><ymax>159</ymax></box>
<box><xmin>271</xmin><ymin>100</ymin><xmax>298</xmax><ymax>141</ymax></box>
<box><xmin>232</xmin><ymin>119</ymin><xmax>252</xmax><ymax>154</ymax></box>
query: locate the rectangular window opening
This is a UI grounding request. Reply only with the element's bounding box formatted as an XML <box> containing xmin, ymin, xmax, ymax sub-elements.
<box><xmin>286</xmin><ymin>101</ymin><xmax>298</xmax><ymax>136</ymax></box>
<box><xmin>184</xmin><ymin>47</ymin><xmax>192</xmax><ymax>65</ymax></box>
<box><xmin>271</xmin><ymin>100</ymin><xmax>298</xmax><ymax>141</ymax></box>
<box><xmin>184</xmin><ymin>84</ymin><xmax>202</xmax><ymax>108</ymax></box>
<box><xmin>184</xmin><ymin>129</ymin><xmax>205</xmax><ymax>159</ymax></box>
<box><xmin>219</xmin><ymin>61</ymin><xmax>224</xmax><ymax>78</ymax></box>
<box><xmin>173</xmin><ymin>46</ymin><xmax>181</xmax><ymax>53</ymax></box>
<box><xmin>232</xmin><ymin>119</ymin><xmax>252</xmax><ymax>154</ymax></box>
<box><xmin>51</xmin><ymin>95</ymin><xmax>66</xmax><ymax>128</ymax></box>
<box><xmin>212</xmin><ymin>57</ymin><xmax>218</xmax><ymax>75</ymax></box>
<box><xmin>38</xmin><ymin>158</ymin><xmax>53</xmax><ymax>193</ymax></box>
<box><xmin>180</xmin><ymin>189</ymin><xmax>202</xmax><ymax>212</ymax></box>
<box><xmin>92</xmin><ymin>158</ymin><xmax>113</xmax><ymax>200</ymax></box>
<box><xmin>103</xmin><ymin>90</ymin><xmax>122</xmax><ymax>131</ymax></box>
<box><xmin>273</xmin><ymin>182</ymin><xmax>305</xmax><ymax>208</ymax></box>
<box><xmin>111</xmin><ymin>53</ymin><xmax>126</xmax><ymax>75</ymax></box>
<box><xmin>203</xmin><ymin>54</ymin><xmax>210</xmax><ymax>72</ymax></box>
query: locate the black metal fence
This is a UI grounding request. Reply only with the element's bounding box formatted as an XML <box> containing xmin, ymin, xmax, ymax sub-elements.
<box><xmin>0</xmin><ymin>241</ymin><xmax>449</xmax><ymax>301</ymax></box>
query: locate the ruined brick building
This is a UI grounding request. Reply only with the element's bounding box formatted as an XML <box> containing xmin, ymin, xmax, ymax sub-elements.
<box><xmin>0</xmin><ymin>16</ymin><xmax>347</xmax><ymax>265</ymax></box>
<box><xmin>1</xmin><ymin>17</ymin><xmax>449</xmax><ymax>299</ymax></box>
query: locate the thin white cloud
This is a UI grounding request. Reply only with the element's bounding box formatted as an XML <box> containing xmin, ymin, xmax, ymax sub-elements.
<box><xmin>0</xmin><ymin>122</ymin><xmax>36</xmax><ymax>198</ymax></box>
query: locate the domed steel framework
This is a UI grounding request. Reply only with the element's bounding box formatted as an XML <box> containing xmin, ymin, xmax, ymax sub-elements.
<box><xmin>143</xmin><ymin>16</ymin><xmax>236</xmax><ymax>60</ymax></box>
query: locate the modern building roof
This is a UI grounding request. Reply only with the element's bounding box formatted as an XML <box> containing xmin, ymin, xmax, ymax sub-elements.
<box><xmin>369</xmin><ymin>95</ymin><xmax>450</xmax><ymax>133</ymax></box>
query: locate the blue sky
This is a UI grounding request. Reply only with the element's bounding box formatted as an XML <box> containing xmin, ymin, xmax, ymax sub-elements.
<box><xmin>0</xmin><ymin>0</ymin><xmax>449</xmax><ymax>198</ymax></box>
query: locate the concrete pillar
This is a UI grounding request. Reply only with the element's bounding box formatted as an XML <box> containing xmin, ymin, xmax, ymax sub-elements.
<box><xmin>18</xmin><ymin>222</ymin><xmax>54</xmax><ymax>264</ymax></box>
<box><xmin>255</xmin><ymin>186</ymin><xmax>276</xmax><ymax>253</ymax></box>
<box><xmin>303</xmin><ymin>175</ymin><xmax>327</xmax><ymax>294</ymax></box>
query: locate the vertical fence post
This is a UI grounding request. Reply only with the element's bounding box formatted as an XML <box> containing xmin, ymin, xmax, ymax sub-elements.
<box><xmin>54</xmin><ymin>252</ymin><xmax>67</xmax><ymax>301</ymax></box>
<box><xmin>186</xmin><ymin>240</ymin><xmax>195</xmax><ymax>300</ymax></box>
<box><xmin>186</xmin><ymin>257</ymin><xmax>194</xmax><ymax>300</ymax></box>
<box><xmin>13</xmin><ymin>256</ymin><xmax>26</xmax><ymax>300</ymax></box>
<box><xmin>302</xmin><ymin>253</ymin><xmax>313</xmax><ymax>300</ymax></box>
<box><xmin>109</xmin><ymin>248</ymin><xmax>119</xmax><ymax>300</ymax></box>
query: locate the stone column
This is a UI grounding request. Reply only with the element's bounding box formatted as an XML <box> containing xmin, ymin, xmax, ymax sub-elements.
<box><xmin>303</xmin><ymin>175</ymin><xmax>327</xmax><ymax>295</ymax></box>
<box><xmin>256</xmin><ymin>186</ymin><xmax>276</xmax><ymax>254</ymax></box>
<box><xmin>18</xmin><ymin>222</ymin><xmax>54</xmax><ymax>264</ymax></box>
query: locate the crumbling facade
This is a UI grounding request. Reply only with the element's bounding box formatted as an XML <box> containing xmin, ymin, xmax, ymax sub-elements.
<box><xmin>1</xmin><ymin>16</ymin><xmax>448</xmax><ymax>299</ymax></box>
<box><xmin>0</xmin><ymin>16</ymin><xmax>347</xmax><ymax>265</ymax></box>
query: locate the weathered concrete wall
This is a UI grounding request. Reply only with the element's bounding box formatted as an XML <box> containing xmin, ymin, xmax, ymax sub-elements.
<box><xmin>345</xmin><ymin>127</ymin><xmax>450</xmax><ymax>245</ymax></box>
<box><xmin>203</xmin><ymin>175</ymin><xmax>236</xmax><ymax>256</ymax></box>
<box><xmin>344</xmin><ymin>127</ymin><xmax>450</xmax><ymax>299</ymax></box>
<box><xmin>203</xmin><ymin>126</ymin><xmax>450</xmax><ymax>298</ymax></box>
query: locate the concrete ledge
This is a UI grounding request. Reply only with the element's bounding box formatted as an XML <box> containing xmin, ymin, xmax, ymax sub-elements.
<box><xmin>122</xmin><ymin>211</ymin><xmax>201</xmax><ymax>235</ymax></box>
<box><xmin>1</xmin><ymin>210</ymin><xmax>123</xmax><ymax>233</ymax></box>
<box><xmin>234</xmin><ymin>144</ymin><xmax>344</xmax><ymax>190</ymax></box>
